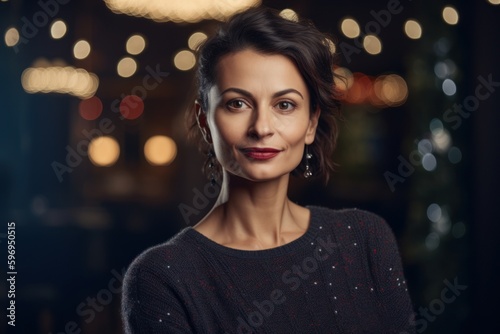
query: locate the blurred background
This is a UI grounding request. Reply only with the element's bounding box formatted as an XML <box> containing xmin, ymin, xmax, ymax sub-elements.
<box><xmin>1</xmin><ymin>0</ymin><xmax>499</xmax><ymax>333</ymax></box>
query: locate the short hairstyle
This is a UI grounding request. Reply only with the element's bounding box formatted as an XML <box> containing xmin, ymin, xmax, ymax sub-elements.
<box><xmin>186</xmin><ymin>6</ymin><xmax>342</xmax><ymax>183</ymax></box>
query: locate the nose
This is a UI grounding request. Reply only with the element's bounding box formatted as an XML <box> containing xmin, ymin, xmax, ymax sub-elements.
<box><xmin>248</xmin><ymin>107</ymin><xmax>274</xmax><ymax>139</ymax></box>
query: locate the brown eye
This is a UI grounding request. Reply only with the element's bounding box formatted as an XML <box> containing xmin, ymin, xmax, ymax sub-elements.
<box><xmin>276</xmin><ymin>101</ymin><xmax>295</xmax><ymax>111</ymax></box>
<box><xmin>227</xmin><ymin>99</ymin><xmax>247</xmax><ymax>109</ymax></box>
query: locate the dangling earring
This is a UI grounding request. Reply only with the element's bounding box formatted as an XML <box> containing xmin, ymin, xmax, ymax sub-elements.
<box><xmin>207</xmin><ymin>149</ymin><xmax>217</xmax><ymax>185</ymax></box>
<box><xmin>303</xmin><ymin>145</ymin><xmax>313</xmax><ymax>179</ymax></box>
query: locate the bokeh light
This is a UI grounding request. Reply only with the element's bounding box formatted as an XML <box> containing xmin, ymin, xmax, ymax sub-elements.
<box><xmin>432</xmin><ymin>128</ymin><xmax>452</xmax><ymax>152</ymax></box>
<box><xmin>126</xmin><ymin>34</ymin><xmax>146</xmax><ymax>55</ymax></box>
<box><xmin>50</xmin><ymin>20</ymin><xmax>67</xmax><ymax>39</ymax></box>
<box><xmin>188</xmin><ymin>32</ymin><xmax>207</xmax><ymax>50</ymax></box>
<box><xmin>442</xmin><ymin>79</ymin><xmax>457</xmax><ymax>96</ymax></box>
<box><xmin>363</xmin><ymin>35</ymin><xmax>382</xmax><ymax>55</ymax></box>
<box><xmin>117</xmin><ymin>57</ymin><xmax>137</xmax><ymax>77</ymax></box>
<box><xmin>279</xmin><ymin>8</ymin><xmax>298</xmax><ymax>22</ymax></box>
<box><xmin>173</xmin><ymin>50</ymin><xmax>196</xmax><ymax>71</ymax></box>
<box><xmin>425</xmin><ymin>232</ymin><xmax>440</xmax><ymax>250</ymax></box>
<box><xmin>333</xmin><ymin>67</ymin><xmax>354</xmax><ymax>93</ymax></box>
<box><xmin>324</xmin><ymin>38</ymin><xmax>336</xmax><ymax>54</ymax></box>
<box><xmin>340</xmin><ymin>18</ymin><xmax>360</xmax><ymax>38</ymax></box>
<box><xmin>404</xmin><ymin>20</ymin><xmax>422</xmax><ymax>39</ymax></box>
<box><xmin>4</xmin><ymin>27</ymin><xmax>20</xmax><ymax>47</ymax></box>
<box><xmin>119</xmin><ymin>95</ymin><xmax>144</xmax><ymax>120</ymax></box>
<box><xmin>73</xmin><ymin>40</ymin><xmax>91</xmax><ymax>59</ymax></box>
<box><xmin>21</xmin><ymin>66</ymin><xmax>99</xmax><ymax>99</ymax></box>
<box><xmin>144</xmin><ymin>136</ymin><xmax>177</xmax><ymax>166</ymax></box>
<box><xmin>79</xmin><ymin>96</ymin><xmax>103</xmax><ymax>120</ymax></box>
<box><xmin>448</xmin><ymin>146</ymin><xmax>462</xmax><ymax>164</ymax></box>
<box><xmin>104</xmin><ymin>0</ymin><xmax>261</xmax><ymax>23</ymax></box>
<box><xmin>427</xmin><ymin>203</ymin><xmax>442</xmax><ymax>223</ymax></box>
<box><xmin>488</xmin><ymin>0</ymin><xmax>500</xmax><ymax>5</ymax></box>
<box><xmin>442</xmin><ymin>6</ymin><xmax>459</xmax><ymax>25</ymax></box>
<box><xmin>373</xmin><ymin>74</ymin><xmax>408</xmax><ymax>106</ymax></box>
<box><xmin>418</xmin><ymin>139</ymin><xmax>433</xmax><ymax>155</ymax></box>
<box><xmin>422</xmin><ymin>153</ymin><xmax>437</xmax><ymax>171</ymax></box>
<box><xmin>88</xmin><ymin>136</ymin><xmax>120</xmax><ymax>167</ymax></box>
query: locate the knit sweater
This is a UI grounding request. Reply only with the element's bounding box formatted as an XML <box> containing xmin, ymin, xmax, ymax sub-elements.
<box><xmin>122</xmin><ymin>207</ymin><xmax>416</xmax><ymax>333</ymax></box>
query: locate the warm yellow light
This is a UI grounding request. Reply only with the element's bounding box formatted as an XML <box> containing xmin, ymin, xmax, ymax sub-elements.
<box><xmin>21</xmin><ymin>66</ymin><xmax>99</xmax><ymax>99</ymax></box>
<box><xmin>88</xmin><ymin>136</ymin><xmax>120</xmax><ymax>167</ymax></box>
<box><xmin>404</xmin><ymin>20</ymin><xmax>422</xmax><ymax>39</ymax></box>
<box><xmin>117</xmin><ymin>57</ymin><xmax>137</xmax><ymax>77</ymax></box>
<box><xmin>188</xmin><ymin>32</ymin><xmax>207</xmax><ymax>51</ymax></box>
<box><xmin>442</xmin><ymin>6</ymin><xmax>459</xmax><ymax>25</ymax></box>
<box><xmin>4</xmin><ymin>27</ymin><xmax>19</xmax><ymax>47</ymax></box>
<box><xmin>488</xmin><ymin>0</ymin><xmax>500</xmax><ymax>5</ymax></box>
<box><xmin>279</xmin><ymin>8</ymin><xmax>298</xmax><ymax>22</ymax></box>
<box><xmin>73</xmin><ymin>40</ymin><xmax>91</xmax><ymax>59</ymax></box>
<box><xmin>374</xmin><ymin>74</ymin><xmax>408</xmax><ymax>106</ymax></box>
<box><xmin>325</xmin><ymin>38</ymin><xmax>336</xmax><ymax>54</ymax></box>
<box><xmin>104</xmin><ymin>0</ymin><xmax>261</xmax><ymax>23</ymax></box>
<box><xmin>126</xmin><ymin>34</ymin><xmax>146</xmax><ymax>55</ymax></box>
<box><xmin>333</xmin><ymin>67</ymin><xmax>354</xmax><ymax>91</ymax></box>
<box><xmin>363</xmin><ymin>35</ymin><xmax>382</xmax><ymax>55</ymax></box>
<box><xmin>144</xmin><ymin>136</ymin><xmax>177</xmax><ymax>166</ymax></box>
<box><xmin>50</xmin><ymin>20</ymin><xmax>67</xmax><ymax>39</ymax></box>
<box><xmin>340</xmin><ymin>18</ymin><xmax>360</xmax><ymax>38</ymax></box>
<box><xmin>173</xmin><ymin>50</ymin><xmax>196</xmax><ymax>71</ymax></box>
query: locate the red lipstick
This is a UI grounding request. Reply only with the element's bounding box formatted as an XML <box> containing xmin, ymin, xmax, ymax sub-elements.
<box><xmin>241</xmin><ymin>147</ymin><xmax>282</xmax><ymax>160</ymax></box>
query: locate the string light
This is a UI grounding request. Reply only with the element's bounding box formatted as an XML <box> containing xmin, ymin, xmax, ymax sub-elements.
<box><xmin>126</xmin><ymin>34</ymin><xmax>146</xmax><ymax>55</ymax></box>
<box><xmin>404</xmin><ymin>20</ymin><xmax>422</xmax><ymax>39</ymax></box>
<box><xmin>442</xmin><ymin>6</ymin><xmax>459</xmax><ymax>25</ymax></box>
<box><xmin>50</xmin><ymin>20</ymin><xmax>67</xmax><ymax>39</ymax></box>
<box><xmin>363</xmin><ymin>35</ymin><xmax>382</xmax><ymax>55</ymax></box>
<box><xmin>279</xmin><ymin>8</ymin><xmax>298</xmax><ymax>22</ymax></box>
<box><xmin>4</xmin><ymin>27</ymin><xmax>20</xmax><ymax>47</ymax></box>
<box><xmin>21</xmin><ymin>66</ymin><xmax>99</xmax><ymax>99</ymax></box>
<box><xmin>104</xmin><ymin>0</ymin><xmax>261</xmax><ymax>23</ymax></box>
<box><xmin>144</xmin><ymin>136</ymin><xmax>177</xmax><ymax>166</ymax></box>
<box><xmin>340</xmin><ymin>18</ymin><xmax>360</xmax><ymax>38</ymax></box>
<box><xmin>173</xmin><ymin>50</ymin><xmax>196</xmax><ymax>71</ymax></box>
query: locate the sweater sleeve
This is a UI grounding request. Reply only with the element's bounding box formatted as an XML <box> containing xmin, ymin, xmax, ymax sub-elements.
<box><xmin>121</xmin><ymin>250</ymin><xmax>195</xmax><ymax>334</ymax></box>
<box><xmin>360</xmin><ymin>210</ymin><xmax>416</xmax><ymax>334</ymax></box>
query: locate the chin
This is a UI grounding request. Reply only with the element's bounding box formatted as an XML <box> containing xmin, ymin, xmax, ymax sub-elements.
<box><xmin>228</xmin><ymin>167</ymin><xmax>293</xmax><ymax>183</ymax></box>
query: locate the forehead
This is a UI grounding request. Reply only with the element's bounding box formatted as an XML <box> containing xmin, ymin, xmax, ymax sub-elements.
<box><xmin>213</xmin><ymin>49</ymin><xmax>309</xmax><ymax>95</ymax></box>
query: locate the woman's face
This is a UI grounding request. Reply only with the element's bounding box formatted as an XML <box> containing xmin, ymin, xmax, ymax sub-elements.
<box><xmin>198</xmin><ymin>48</ymin><xmax>319</xmax><ymax>182</ymax></box>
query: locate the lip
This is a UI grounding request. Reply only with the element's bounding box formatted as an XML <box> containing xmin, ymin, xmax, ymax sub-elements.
<box><xmin>240</xmin><ymin>147</ymin><xmax>282</xmax><ymax>160</ymax></box>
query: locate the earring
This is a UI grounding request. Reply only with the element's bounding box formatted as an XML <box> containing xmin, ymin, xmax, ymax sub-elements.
<box><xmin>207</xmin><ymin>149</ymin><xmax>217</xmax><ymax>185</ymax></box>
<box><xmin>303</xmin><ymin>145</ymin><xmax>313</xmax><ymax>179</ymax></box>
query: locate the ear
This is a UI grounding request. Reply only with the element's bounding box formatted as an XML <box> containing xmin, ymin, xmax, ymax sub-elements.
<box><xmin>195</xmin><ymin>100</ymin><xmax>212</xmax><ymax>144</ymax></box>
<box><xmin>305</xmin><ymin>107</ymin><xmax>320</xmax><ymax>145</ymax></box>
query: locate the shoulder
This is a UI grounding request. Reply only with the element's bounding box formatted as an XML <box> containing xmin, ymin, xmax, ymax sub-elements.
<box><xmin>309</xmin><ymin>206</ymin><xmax>396</xmax><ymax>242</ymax></box>
<box><xmin>309</xmin><ymin>206</ymin><xmax>387</xmax><ymax>226</ymax></box>
<box><xmin>123</xmin><ymin>227</ymin><xmax>196</xmax><ymax>290</ymax></box>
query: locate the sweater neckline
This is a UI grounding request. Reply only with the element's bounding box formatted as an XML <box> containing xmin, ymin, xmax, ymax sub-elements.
<box><xmin>184</xmin><ymin>206</ymin><xmax>320</xmax><ymax>258</ymax></box>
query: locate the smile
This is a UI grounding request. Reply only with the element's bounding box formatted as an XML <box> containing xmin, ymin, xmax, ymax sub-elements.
<box><xmin>240</xmin><ymin>147</ymin><xmax>282</xmax><ymax>160</ymax></box>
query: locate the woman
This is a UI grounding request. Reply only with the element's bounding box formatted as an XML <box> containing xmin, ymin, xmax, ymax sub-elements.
<box><xmin>122</xmin><ymin>6</ymin><xmax>416</xmax><ymax>333</ymax></box>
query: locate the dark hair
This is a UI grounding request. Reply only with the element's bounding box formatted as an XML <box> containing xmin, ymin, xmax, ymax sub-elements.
<box><xmin>187</xmin><ymin>6</ymin><xmax>342</xmax><ymax>183</ymax></box>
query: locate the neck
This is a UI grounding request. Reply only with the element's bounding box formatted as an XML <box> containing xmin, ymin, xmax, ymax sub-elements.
<box><xmin>211</xmin><ymin>171</ymin><xmax>306</xmax><ymax>248</ymax></box>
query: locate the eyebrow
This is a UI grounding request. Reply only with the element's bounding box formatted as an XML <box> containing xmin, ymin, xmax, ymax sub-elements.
<box><xmin>219</xmin><ymin>87</ymin><xmax>304</xmax><ymax>100</ymax></box>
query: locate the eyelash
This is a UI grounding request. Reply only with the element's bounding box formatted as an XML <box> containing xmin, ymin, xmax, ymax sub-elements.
<box><xmin>225</xmin><ymin>99</ymin><xmax>297</xmax><ymax>112</ymax></box>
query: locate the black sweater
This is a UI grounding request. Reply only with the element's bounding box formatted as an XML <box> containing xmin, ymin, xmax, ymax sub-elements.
<box><xmin>122</xmin><ymin>207</ymin><xmax>416</xmax><ymax>333</ymax></box>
